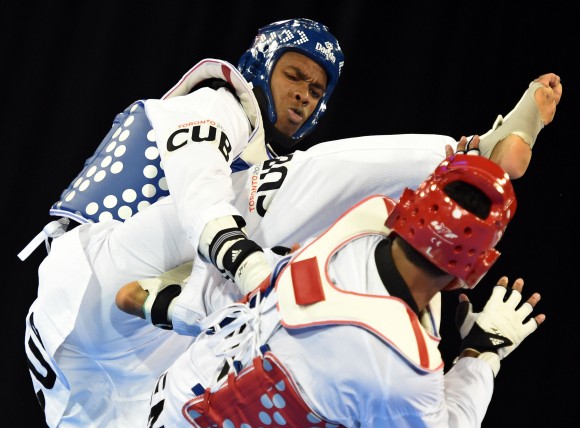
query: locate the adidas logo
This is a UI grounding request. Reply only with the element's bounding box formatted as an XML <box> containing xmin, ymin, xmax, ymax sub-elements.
<box><xmin>231</xmin><ymin>249</ymin><xmax>242</xmax><ymax>262</ymax></box>
<box><xmin>490</xmin><ymin>337</ymin><xmax>505</xmax><ymax>346</ymax></box>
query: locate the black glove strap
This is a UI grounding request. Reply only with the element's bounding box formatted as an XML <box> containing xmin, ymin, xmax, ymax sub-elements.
<box><xmin>222</xmin><ymin>238</ymin><xmax>263</xmax><ymax>278</ymax></box>
<box><xmin>150</xmin><ymin>284</ymin><xmax>182</xmax><ymax>330</ymax></box>
<box><xmin>461</xmin><ymin>322</ymin><xmax>513</xmax><ymax>354</ymax></box>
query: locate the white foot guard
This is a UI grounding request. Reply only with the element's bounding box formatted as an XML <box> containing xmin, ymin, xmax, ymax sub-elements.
<box><xmin>470</xmin><ymin>81</ymin><xmax>545</xmax><ymax>158</ymax></box>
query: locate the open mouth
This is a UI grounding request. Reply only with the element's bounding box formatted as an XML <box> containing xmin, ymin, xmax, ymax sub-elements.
<box><xmin>287</xmin><ymin>107</ymin><xmax>303</xmax><ymax>125</ymax></box>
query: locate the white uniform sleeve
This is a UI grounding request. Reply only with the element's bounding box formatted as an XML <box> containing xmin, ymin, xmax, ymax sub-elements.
<box><xmin>443</xmin><ymin>357</ymin><xmax>495</xmax><ymax>426</ymax></box>
<box><xmin>145</xmin><ymin>87</ymin><xmax>252</xmax><ymax>254</ymax></box>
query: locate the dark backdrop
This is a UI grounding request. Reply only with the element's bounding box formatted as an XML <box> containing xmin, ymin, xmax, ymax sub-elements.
<box><xmin>3</xmin><ymin>2</ymin><xmax>576</xmax><ymax>426</ymax></box>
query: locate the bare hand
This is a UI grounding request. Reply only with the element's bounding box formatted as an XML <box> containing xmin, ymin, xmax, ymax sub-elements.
<box><xmin>445</xmin><ymin>135</ymin><xmax>481</xmax><ymax>157</ymax></box>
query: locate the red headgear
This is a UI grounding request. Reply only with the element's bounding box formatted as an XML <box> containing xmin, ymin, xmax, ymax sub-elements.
<box><xmin>385</xmin><ymin>154</ymin><xmax>517</xmax><ymax>290</ymax></box>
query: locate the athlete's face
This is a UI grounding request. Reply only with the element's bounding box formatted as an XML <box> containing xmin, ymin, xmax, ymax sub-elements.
<box><xmin>270</xmin><ymin>52</ymin><xmax>328</xmax><ymax>137</ymax></box>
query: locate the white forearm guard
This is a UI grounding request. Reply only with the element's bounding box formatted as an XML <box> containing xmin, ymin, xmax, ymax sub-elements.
<box><xmin>139</xmin><ymin>262</ymin><xmax>193</xmax><ymax>294</ymax></box>
<box><xmin>141</xmin><ymin>261</ymin><xmax>193</xmax><ymax>328</ymax></box>
<box><xmin>233</xmin><ymin>250</ymin><xmax>272</xmax><ymax>294</ymax></box>
<box><xmin>475</xmin><ymin>81</ymin><xmax>545</xmax><ymax>158</ymax></box>
<box><xmin>198</xmin><ymin>215</ymin><xmax>247</xmax><ymax>271</ymax></box>
<box><xmin>199</xmin><ymin>215</ymin><xmax>271</xmax><ymax>294</ymax></box>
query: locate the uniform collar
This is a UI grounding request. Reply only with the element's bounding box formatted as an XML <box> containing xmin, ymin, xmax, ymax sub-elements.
<box><xmin>374</xmin><ymin>238</ymin><xmax>420</xmax><ymax>316</ymax></box>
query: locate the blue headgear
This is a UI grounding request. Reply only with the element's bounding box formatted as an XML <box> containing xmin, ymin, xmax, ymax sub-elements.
<box><xmin>238</xmin><ymin>18</ymin><xmax>344</xmax><ymax>145</ymax></box>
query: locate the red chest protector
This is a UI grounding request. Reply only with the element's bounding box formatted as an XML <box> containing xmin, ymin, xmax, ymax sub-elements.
<box><xmin>183</xmin><ymin>353</ymin><xmax>343</xmax><ymax>427</ymax></box>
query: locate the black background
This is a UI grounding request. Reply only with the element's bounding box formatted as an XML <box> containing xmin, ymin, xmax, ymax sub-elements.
<box><xmin>3</xmin><ymin>1</ymin><xmax>576</xmax><ymax>426</ymax></box>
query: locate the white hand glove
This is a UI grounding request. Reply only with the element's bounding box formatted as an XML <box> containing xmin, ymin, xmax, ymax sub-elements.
<box><xmin>456</xmin><ymin>278</ymin><xmax>541</xmax><ymax>375</ymax></box>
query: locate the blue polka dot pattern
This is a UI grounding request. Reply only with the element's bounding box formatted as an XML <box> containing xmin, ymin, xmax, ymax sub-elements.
<box><xmin>49</xmin><ymin>100</ymin><xmax>169</xmax><ymax>223</ymax></box>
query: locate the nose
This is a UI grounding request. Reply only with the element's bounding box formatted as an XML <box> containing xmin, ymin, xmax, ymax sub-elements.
<box><xmin>294</xmin><ymin>84</ymin><xmax>310</xmax><ymax>105</ymax></box>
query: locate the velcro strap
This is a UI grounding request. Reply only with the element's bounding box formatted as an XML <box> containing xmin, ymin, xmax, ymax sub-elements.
<box><xmin>271</xmin><ymin>246</ymin><xmax>291</xmax><ymax>256</ymax></box>
<box><xmin>290</xmin><ymin>257</ymin><xmax>325</xmax><ymax>305</ymax></box>
<box><xmin>222</xmin><ymin>238</ymin><xmax>263</xmax><ymax>278</ymax></box>
<box><xmin>232</xmin><ymin>215</ymin><xmax>247</xmax><ymax>228</ymax></box>
<box><xmin>150</xmin><ymin>284</ymin><xmax>183</xmax><ymax>330</ymax></box>
<box><xmin>461</xmin><ymin>323</ymin><xmax>513</xmax><ymax>353</ymax></box>
<box><xmin>208</xmin><ymin>227</ymin><xmax>247</xmax><ymax>267</ymax></box>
